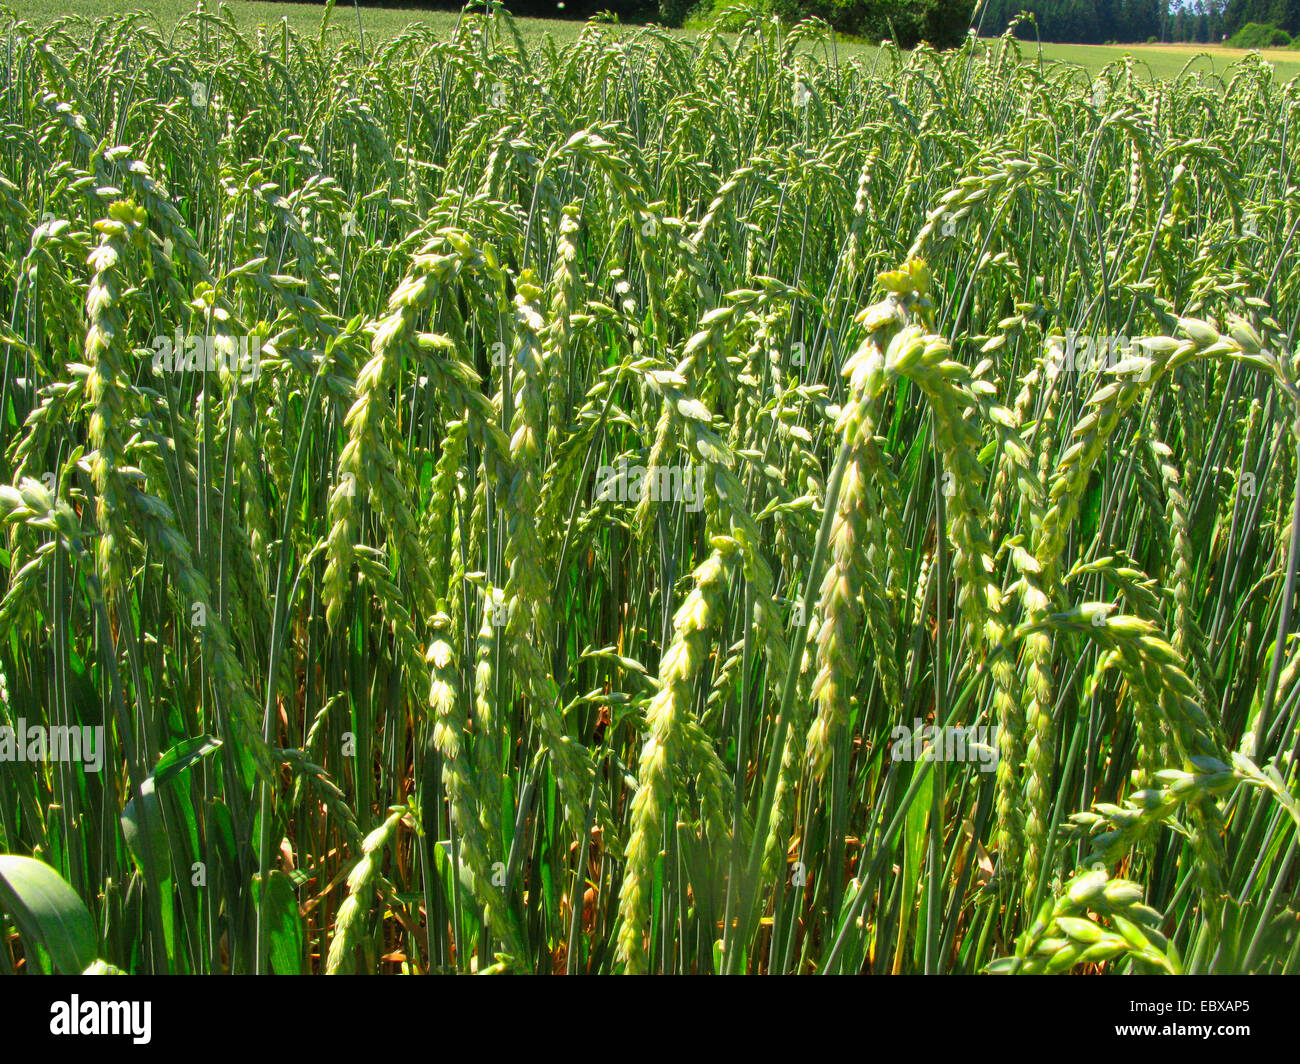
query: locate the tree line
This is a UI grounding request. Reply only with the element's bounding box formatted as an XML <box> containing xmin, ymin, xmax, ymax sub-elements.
<box><xmin>271</xmin><ymin>1</ymin><xmax>1296</xmax><ymax>47</ymax></box>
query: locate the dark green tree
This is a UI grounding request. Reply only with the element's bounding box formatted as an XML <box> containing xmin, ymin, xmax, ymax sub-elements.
<box><xmin>770</xmin><ymin>0</ymin><xmax>976</xmax><ymax>46</ymax></box>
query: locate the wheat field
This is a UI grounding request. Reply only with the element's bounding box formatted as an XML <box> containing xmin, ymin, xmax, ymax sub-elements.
<box><xmin>0</xmin><ymin>2</ymin><xmax>1298</xmax><ymax>976</ymax></box>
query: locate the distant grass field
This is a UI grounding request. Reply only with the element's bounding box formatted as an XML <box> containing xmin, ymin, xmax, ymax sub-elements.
<box><xmin>0</xmin><ymin>0</ymin><xmax>583</xmax><ymax>45</ymax></box>
<box><xmin>1031</xmin><ymin>39</ymin><xmax>1300</xmax><ymax>80</ymax></box>
<box><xmin>6</xmin><ymin>0</ymin><xmax>1300</xmax><ymax>79</ymax></box>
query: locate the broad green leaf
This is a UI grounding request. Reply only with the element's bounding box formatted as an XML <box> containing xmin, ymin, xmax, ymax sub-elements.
<box><xmin>0</xmin><ymin>855</ymin><xmax>97</xmax><ymax>974</ymax></box>
<box><xmin>255</xmin><ymin>871</ymin><xmax>304</xmax><ymax>975</ymax></box>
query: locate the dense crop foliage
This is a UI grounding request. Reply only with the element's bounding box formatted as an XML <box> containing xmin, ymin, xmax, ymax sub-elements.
<box><xmin>1</xmin><ymin>4</ymin><xmax>1300</xmax><ymax>975</ymax></box>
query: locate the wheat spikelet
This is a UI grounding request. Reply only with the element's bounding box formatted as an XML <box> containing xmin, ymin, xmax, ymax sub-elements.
<box><xmin>325</xmin><ymin>807</ymin><xmax>405</xmax><ymax>974</ymax></box>
<box><xmin>85</xmin><ymin>199</ymin><xmax>272</xmax><ymax>784</ymax></box>
<box><xmin>991</xmin><ymin>868</ymin><xmax>1182</xmax><ymax>974</ymax></box>
<box><xmin>503</xmin><ymin>271</ymin><xmax>594</xmax><ymax>834</ymax></box>
<box><xmin>617</xmin><ymin>540</ymin><xmax>736</xmax><ymax>973</ymax></box>
<box><xmin>427</xmin><ymin>610</ymin><xmax>523</xmax><ymax>958</ymax></box>
<box><xmin>804</xmin><ymin>434</ymin><xmax>873</xmax><ymax>778</ymax></box>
